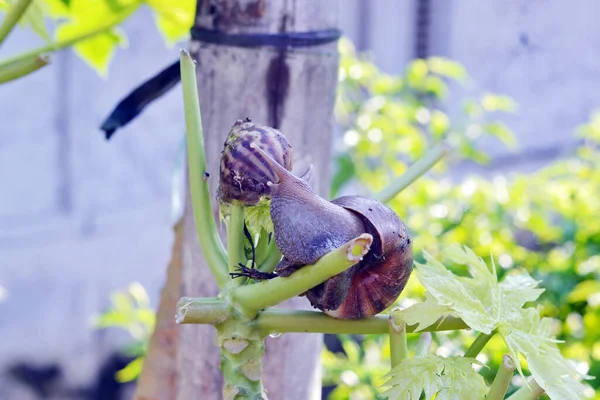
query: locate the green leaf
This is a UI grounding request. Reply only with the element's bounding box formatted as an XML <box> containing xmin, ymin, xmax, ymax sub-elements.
<box><xmin>568</xmin><ymin>280</ymin><xmax>600</xmax><ymax>303</ymax></box>
<box><xmin>481</xmin><ymin>93</ymin><xmax>518</xmax><ymax>112</ymax></box>
<box><xmin>397</xmin><ymin>293</ymin><xmax>454</xmax><ymax>332</ymax></box>
<box><xmin>0</xmin><ymin>0</ymin><xmax>51</xmax><ymax>41</ymax></box>
<box><xmin>427</xmin><ymin>57</ymin><xmax>468</xmax><ymax>82</ymax></box>
<box><xmin>381</xmin><ymin>356</ymin><xmax>487</xmax><ymax>400</ymax></box>
<box><xmin>244</xmin><ymin>199</ymin><xmax>273</xmax><ymax>235</ymax></box>
<box><xmin>148</xmin><ymin>0</ymin><xmax>194</xmax><ymax>44</ymax></box>
<box><xmin>412</xmin><ymin>245</ymin><xmax>544</xmax><ymax>334</ymax></box>
<box><xmin>53</xmin><ymin>0</ymin><xmax>137</xmax><ymax>75</ymax></box>
<box><xmin>499</xmin><ymin>308</ymin><xmax>593</xmax><ymax>400</ymax></box>
<box><xmin>484</xmin><ymin>122</ymin><xmax>518</xmax><ymax>149</ymax></box>
<box><xmin>115</xmin><ymin>356</ymin><xmax>144</xmax><ymax>382</ymax></box>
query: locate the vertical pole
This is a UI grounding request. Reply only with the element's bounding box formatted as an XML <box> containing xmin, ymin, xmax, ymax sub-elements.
<box><xmin>177</xmin><ymin>1</ymin><xmax>341</xmax><ymax>399</ymax></box>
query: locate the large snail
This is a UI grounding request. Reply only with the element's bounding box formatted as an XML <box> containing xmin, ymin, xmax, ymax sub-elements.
<box><xmin>219</xmin><ymin>119</ymin><xmax>413</xmax><ymax>319</ymax></box>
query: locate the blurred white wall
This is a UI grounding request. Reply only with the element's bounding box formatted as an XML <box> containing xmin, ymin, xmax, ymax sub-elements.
<box><xmin>1</xmin><ymin>1</ymin><xmax>598</xmax><ymax>398</ymax></box>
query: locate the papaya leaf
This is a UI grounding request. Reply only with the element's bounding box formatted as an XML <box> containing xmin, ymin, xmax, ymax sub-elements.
<box><xmin>381</xmin><ymin>355</ymin><xmax>487</xmax><ymax>400</ymax></box>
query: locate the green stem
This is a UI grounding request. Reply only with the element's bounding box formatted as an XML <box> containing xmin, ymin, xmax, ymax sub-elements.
<box><xmin>389</xmin><ymin>318</ymin><xmax>408</xmax><ymax>368</ymax></box>
<box><xmin>254</xmin><ymin>229</ymin><xmax>270</xmax><ymax>266</ymax></box>
<box><xmin>506</xmin><ymin>378</ymin><xmax>544</xmax><ymax>400</ymax></box>
<box><xmin>0</xmin><ymin>0</ymin><xmax>33</xmax><ymax>46</ymax></box>
<box><xmin>175</xmin><ymin>297</ymin><xmax>231</xmax><ymax>325</ymax></box>
<box><xmin>488</xmin><ymin>355</ymin><xmax>516</xmax><ymax>400</ymax></box>
<box><xmin>230</xmin><ymin>234</ymin><xmax>373</xmax><ymax>317</ymax></box>
<box><xmin>228</xmin><ymin>205</ymin><xmax>246</xmax><ymax>274</ymax></box>
<box><xmin>375</xmin><ymin>143</ymin><xmax>447</xmax><ymax>203</ymax></box>
<box><xmin>0</xmin><ymin>55</ymin><xmax>48</xmax><ymax>83</ymax></box>
<box><xmin>175</xmin><ymin>301</ymin><xmax>469</xmax><ymax>335</ymax></box>
<box><xmin>257</xmin><ymin>239</ymin><xmax>281</xmax><ymax>273</ymax></box>
<box><xmin>220</xmin><ymin>331</ymin><xmax>266</xmax><ymax>399</ymax></box>
<box><xmin>414</xmin><ymin>332</ymin><xmax>432</xmax><ymax>356</ymax></box>
<box><xmin>0</xmin><ymin>20</ymin><xmax>121</xmax><ymax>69</ymax></box>
<box><xmin>180</xmin><ymin>50</ymin><xmax>228</xmax><ymax>288</ymax></box>
<box><xmin>464</xmin><ymin>331</ymin><xmax>495</xmax><ymax>358</ymax></box>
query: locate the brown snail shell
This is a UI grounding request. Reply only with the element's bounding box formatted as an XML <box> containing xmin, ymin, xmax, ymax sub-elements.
<box><xmin>316</xmin><ymin>196</ymin><xmax>413</xmax><ymax>319</ymax></box>
<box><xmin>249</xmin><ymin>143</ymin><xmax>414</xmax><ymax>319</ymax></box>
<box><xmin>218</xmin><ymin>118</ymin><xmax>293</xmax><ymax>205</ymax></box>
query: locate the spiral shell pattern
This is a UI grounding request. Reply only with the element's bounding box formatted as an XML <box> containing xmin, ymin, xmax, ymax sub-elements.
<box><xmin>218</xmin><ymin>118</ymin><xmax>294</xmax><ymax>205</ymax></box>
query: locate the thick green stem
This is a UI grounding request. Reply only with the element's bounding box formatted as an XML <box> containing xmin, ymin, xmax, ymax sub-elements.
<box><xmin>230</xmin><ymin>234</ymin><xmax>373</xmax><ymax>317</ymax></box>
<box><xmin>180</xmin><ymin>50</ymin><xmax>228</xmax><ymax>287</ymax></box>
<box><xmin>228</xmin><ymin>205</ymin><xmax>246</xmax><ymax>274</ymax></box>
<box><xmin>220</xmin><ymin>335</ymin><xmax>266</xmax><ymax>400</ymax></box>
<box><xmin>375</xmin><ymin>143</ymin><xmax>447</xmax><ymax>203</ymax></box>
<box><xmin>488</xmin><ymin>355</ymin><xmax>516</xmax><ymax>400</ymax></box>
<box><xmin>0</xmin><ymin>55</ymin><xmax>48</xmax><ymax>83</ymax></box>
<box><xmin>0</xmin><ymin>0</ymin><xmax>33</xmax><ymax>46</ymax></box>
<box><xmin>414</xmin><ymin>332</ymin><xmax>432</xmax><ymax>356</ymax></box>
<box><xmin>506</xmin><ymin>378</ymin><xmax>544</xmax><ymax>400</ymax></box>
<box><xmin>176</xmin><ymin>297</ymin><xmax>231</xmax><ymax>325</ymax></box>
<box><xmin>389</xmin><ymin>318</ymin><xmax>408</xmax><ymax>368</ymax></box>
<box><xmin>0</xmin><ymin>21</ymin><xmax>122</xmax><ymax>69</ymax></box>
<box><xmin>464</xmin><ymin>330</ymin><xmax>495</xmax><ymax>358</ymax></box>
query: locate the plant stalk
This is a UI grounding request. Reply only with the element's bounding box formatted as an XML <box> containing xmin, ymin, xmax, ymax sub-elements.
<box><xmin>0</xmin><ymin>55</ymin><xmax>48</xmax><ymax>83</ymax></box>
<box><xmin>257</xmin><ymin>239</ymin><xmax>281</xmax><ymax>273</ymax></box>
<box><xmin>227</xmin><ymin>204</ymin><xmax>246</xmax><ymax>278</ymax></box>
<box><xmin>488</xmin><ymin>355</ymin><xmax>516</xmax><ymax>400</ymax></box>
<box><xmin>230</xmin><ymin>234</ymin><xmax>373</xmax><ymax>317</ymax></box>
<box><xmin>506</xmin><ymin>378</ymin><xmax>545</xmax><ymax>400</ymax></box>
<box><xmin>176</xmin><ymin>302</ymin><xmax>469</xmax><ymax>335</ymax></box>
<box><xmin>464</xmin><ymin>330</ymin><xmax>495</xmax><ymax>358</ymax></box>
<box><xmin>176</xmin><ymin>297</ymin><xmax>231</xmax><ymax>325</ymax></box>
<box><xmin>0</xmin><ymin>0</ymin><xmax>33</xmax><ymax>46</ymax></box>
<box><xmin>375</xmin><ymin>142</ymin><xmax>447</xmax><ymax>203</ymax></box>
<box><xmin>180</xmin><ymin>50</ymin><xmax>228</xmax><ymax>288</ymax></box>
<box><xmin>220</xmin><ymin>332</ymin><xmax>266</xmax><ymax>399</ymax></box>
<box><xmin>389</xmin><ymin>318</ymin><xmax>408</xmax><ymax>368</ymax></box>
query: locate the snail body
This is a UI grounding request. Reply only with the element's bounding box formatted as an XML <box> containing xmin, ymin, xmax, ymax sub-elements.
<box><xmin>253</xmin><ymin>143</ymin><xmax>414</xmax><ymax>319</ymax></box>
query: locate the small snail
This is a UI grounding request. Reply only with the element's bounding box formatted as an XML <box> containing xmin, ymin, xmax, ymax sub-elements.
<box><xmin>220</xmin><ymin>120</ymin><xmax>413</xmax><ymax>319</ymax></box>
<box><xmin>218</xmin><ymin>118</ymin><xmax>294</xmax><ymax>206</ymax></box>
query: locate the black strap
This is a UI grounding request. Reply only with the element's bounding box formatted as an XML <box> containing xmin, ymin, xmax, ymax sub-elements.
<box><xmin>100</xmin><ymin>28</ymin><xmax>341</xmax><ymax>139</ymax></box>
<box><xmin>190</xmin><ymin>27</ymin><xmax>341</xmax><ymax>49</ymax></box>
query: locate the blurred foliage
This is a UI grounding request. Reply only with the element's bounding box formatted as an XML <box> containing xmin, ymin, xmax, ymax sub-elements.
<box><xmin>92</xmin><ymin>282</ymin><xmax>155</xmax><ymax>383</ymax></box>
<box><xmin>325</xmin><ymin>39</ymin><xmax>599</xmax><ymax>399</ymax></box>
<box><xmin>0</xmin><ymin>0</ymin><xmax>194</xmax><ymax>75</ymax></box>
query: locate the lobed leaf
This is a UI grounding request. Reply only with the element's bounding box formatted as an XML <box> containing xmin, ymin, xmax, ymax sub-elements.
<box><xmin>381</xmin><ymin>356</ymin><xmax>487</xmax><ymax>400</ymax></box>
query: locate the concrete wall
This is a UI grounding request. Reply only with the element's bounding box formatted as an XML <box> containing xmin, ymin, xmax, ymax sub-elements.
<box><xmin>0</xmin><ymin>8</ymin><xmax>184</xmax><ymax>398</ymax></box>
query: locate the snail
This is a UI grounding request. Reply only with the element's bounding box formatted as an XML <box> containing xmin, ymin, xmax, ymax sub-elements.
<box><xmin>220</xmin><ymin>119</ymin><xmax>413</xmax><ymax>319</ymax></box>
<box><xmin>218</xmin><ymin>118</ymin><xmax>294</xmax><ymax>206</ymax></box>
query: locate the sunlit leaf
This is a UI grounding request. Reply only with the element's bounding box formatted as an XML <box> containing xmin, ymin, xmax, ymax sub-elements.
<box><xmin>481</xmin><ymin>93</ymin><xmax>518</xmax><ymax>112</ymax></box>
<box><xmin>427</xmin><ymin>57</ymin><xmax>468</xmax><ymax>82</ymax></box>
<box><xmin>484</xmin><ymin>121</ymin><xmax>518</xmax><ymax>149</ymax></box>
<box><xmin>147</xmin><ymin>0</ymin><xmax>194</xmax><ymax>44</ymax></box>
<box><xmin>53</xmin><ymin>0</ymin><xmax>137</xmax><ymax>75</ymax></box>
<box><xmin>397</xmin><ymin>293</ymin><xmax>454</xmax><ymax>332</ymax></box>
<box><xmin>381</xmin><ymin>356</ymin><xmax>487</xmax><ymax>400</ymax></box>
<box><xmin>116</xmin><ymin>356</ymin><xmax>144</xmax><ymax>382</ymax></box>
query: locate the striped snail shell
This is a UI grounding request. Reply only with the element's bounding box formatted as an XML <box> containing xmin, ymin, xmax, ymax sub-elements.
<box><xmin>218</xmin><ymin>118</ymin><xmax>293</xmax><ymax>205</ymax></box>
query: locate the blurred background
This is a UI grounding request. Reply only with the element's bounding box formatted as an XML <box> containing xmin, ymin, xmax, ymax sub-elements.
<box><xmin>1</xmin><ymin>1</ymin><xmax>598</xmax><ymax>399</ymax></box>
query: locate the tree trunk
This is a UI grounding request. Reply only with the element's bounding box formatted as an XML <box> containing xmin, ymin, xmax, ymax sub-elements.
<box><xmin>177</xmin><ymin>1</ymin><xmax>340</xmax><ymax>399</ymax></box>
<box><xmin>134</xmin><ymin>220</ymin><xmax>184</xmax><ymax>400</ymax></box>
